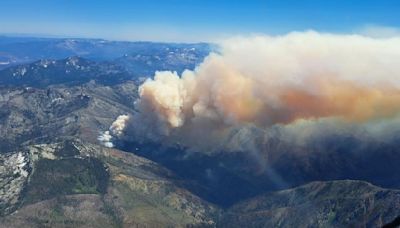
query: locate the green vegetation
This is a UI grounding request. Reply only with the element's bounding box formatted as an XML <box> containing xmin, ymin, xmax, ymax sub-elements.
<box><xmin>101</xmin><ymin>197</ymin><xmax>124</xmax><ymax>228</ymax></box>
<box><xmin>23</xmin><ymin>157</ymin><xmax>109</xmax><ymax>204</ymax></box>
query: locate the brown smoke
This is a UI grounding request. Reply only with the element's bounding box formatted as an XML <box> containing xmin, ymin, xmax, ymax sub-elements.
<box><xmin>108</xmin><ymin>31</ymin><xmax>400</xmax><ymax>152</ymax></box>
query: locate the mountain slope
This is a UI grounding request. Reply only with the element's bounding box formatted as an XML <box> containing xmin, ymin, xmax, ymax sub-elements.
<box><xmin>219</xmin><ymin>180</ymin><xmax>400</xmax><ymax>227</ymax></box>
<box><xmin>0</xmin><ymin>140</ymin><xmax>219</xmax><ymax>228</ymax></box>
<box><xmin>0</xmin><ymin>82</ymin><xmax>137</xmax><ymax>152</ymax></box>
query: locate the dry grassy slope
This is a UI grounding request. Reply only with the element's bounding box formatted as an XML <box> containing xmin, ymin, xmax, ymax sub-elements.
<box><xmin>0</xmin><ymin>195</ymin><xmax>116</xmax><ymax>228</ymax></box>
<box><xmin>80</xmin><ymin>142</ymin><xmax>219</xmax><ymax>227</ymax></box>
<box><xmin>0</xmin><ymin>140</ymin><xmax>219</xmax><ymax>228</ymax></box>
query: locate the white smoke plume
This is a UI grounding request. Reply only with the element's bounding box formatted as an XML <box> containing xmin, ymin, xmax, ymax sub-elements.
<box><xmin>105</xmin><ymin>31</ymin><xmax>400</xmax><ymax>154</ymax></box>
<box><xmin>98</xmin><ymin>131</ymin><xmax>114</xmax><ymax>148</ymax></box>
<box><xmin>98</xmin><ymin>114</ymin><xmax>130</xmax><ymax>148</ymax></box>
<box><xmin>109</xmin><ymin>114</ymin><xmax>130</xmax><ymax>136</ymax></box>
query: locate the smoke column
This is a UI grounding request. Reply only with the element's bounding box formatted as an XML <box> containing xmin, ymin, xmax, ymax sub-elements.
<box><xmin>104</xmin><ymin>31</ymin><xmax>400</xmax><ymax>154</ymax></box>
<box><xmin>98</xmin><ymin>115</ymin><xmax>130</xmax><ymax>148</ymax></box>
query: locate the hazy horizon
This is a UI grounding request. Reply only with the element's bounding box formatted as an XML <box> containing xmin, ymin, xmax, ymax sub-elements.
<box><xmin>1</xmin><ymin>0</ymin><xmax>400</xmax><ymax>42</ymax></box>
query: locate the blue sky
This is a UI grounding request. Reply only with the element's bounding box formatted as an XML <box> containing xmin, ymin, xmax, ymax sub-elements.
<box><xmin>0</xmin><ymin>0</ymin><xmax>399</xmax><ymax>42</ymax></box>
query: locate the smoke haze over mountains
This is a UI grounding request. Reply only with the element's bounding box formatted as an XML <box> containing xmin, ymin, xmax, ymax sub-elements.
<box><xmin>101</xmin><ymin>32</ymin><xmax>400</xmax><ymax>161</ymax></box>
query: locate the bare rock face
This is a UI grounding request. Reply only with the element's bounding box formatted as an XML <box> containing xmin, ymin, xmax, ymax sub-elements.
<box><xmin>0</xmin><ymin>151</ymin><xmax>30</xmax><ymax>215</ymax></box>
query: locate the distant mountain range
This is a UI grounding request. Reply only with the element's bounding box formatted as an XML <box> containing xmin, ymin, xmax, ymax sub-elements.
<box><xmin>0</xmin><ymin>36</ymin><xmax>212</xmax><ymax>72</ymax></box>
<box><xmin>0</xmin><ymin>36</ymin><xmax>212</xmax><ymax>88</ymax></box>
<box><xmin>0</xmin><ymin>56</ymin><xmax>133</xmax><ymax>87</ymax></box>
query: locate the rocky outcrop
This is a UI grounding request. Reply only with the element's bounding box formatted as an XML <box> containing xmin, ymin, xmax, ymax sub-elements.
<box><xmin>0</xmin><ymin>151</ymin><xmax>30</xmax><ymax>215</ymax></box>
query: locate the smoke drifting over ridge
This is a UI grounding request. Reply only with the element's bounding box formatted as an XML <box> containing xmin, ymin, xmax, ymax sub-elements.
<box><xmin>103</xmin><ymin>31</ymin><xmax>400</xmax><ymax>154</ymax></box>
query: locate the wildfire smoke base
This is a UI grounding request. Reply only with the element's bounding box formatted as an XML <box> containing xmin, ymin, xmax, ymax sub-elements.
<box><xmin>103</xmin><ymin>31</ymin><xmax>400</xmax><ymax>155</ymax></box>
